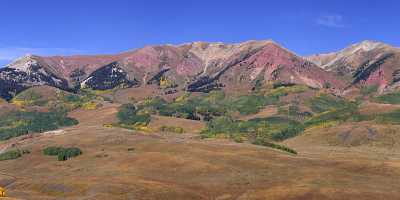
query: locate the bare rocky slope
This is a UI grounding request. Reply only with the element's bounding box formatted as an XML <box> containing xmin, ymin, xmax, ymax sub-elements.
<box><xmin>0</xmin><ymin>40</ymin><xmax>343</xmax><ymax>100</ymax></box>
<box><xmin>307</xmin><ymin>40</ymin><xmax>400</xmax><ymax>92</ymax></box>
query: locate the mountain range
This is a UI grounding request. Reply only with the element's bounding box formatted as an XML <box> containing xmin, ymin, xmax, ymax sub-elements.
<box><xmin>1</xmin><ymin>40</ymin><xmax>399</xmax><ymax>100</ymax></box>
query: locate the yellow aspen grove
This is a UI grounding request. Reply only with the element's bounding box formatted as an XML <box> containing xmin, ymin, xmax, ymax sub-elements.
<box><xmin>0</xmin><ymin>187</ymin><xmax>6</xmax><ymax>197</ymax></box>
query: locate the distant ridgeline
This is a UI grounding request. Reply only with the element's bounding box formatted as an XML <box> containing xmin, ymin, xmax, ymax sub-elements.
<box><xmin>0</xmin><ymin>40</ymin><xmax>348</xmax><ymax>101</ymax></box>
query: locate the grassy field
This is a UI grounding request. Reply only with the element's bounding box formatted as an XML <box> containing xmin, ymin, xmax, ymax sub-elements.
<box><xmin>0</xmin><ymin>103</ymin><xmax>398</xmax><ymax>199</ymax></box>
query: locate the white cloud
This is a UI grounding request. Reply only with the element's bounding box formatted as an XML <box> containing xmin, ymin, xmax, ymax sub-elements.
<box><xmin>0</xmin><ymin>47</ymin><xmax>85</xmax><ymax>62</ymax></box>
<box><xmin>316</xmin><ymin>15</ymin><xmax>345</xmax><ymax>28</ymax></box>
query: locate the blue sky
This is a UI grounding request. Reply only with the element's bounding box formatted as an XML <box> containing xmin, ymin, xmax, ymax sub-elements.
<box><xmin>0</xmin><ymin>0</ymin><xmax>399</xmax><ymax>66</ymax></box>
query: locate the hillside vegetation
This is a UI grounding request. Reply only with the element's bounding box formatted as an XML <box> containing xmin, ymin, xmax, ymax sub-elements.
<box><xmin>0</xmin><ymin>111</ymin><xmax>78</xmax><ymax>140</ymax></box>
<box><xmin>108</xmin><ymin>83</ymin><xmax>400</xmax><ymax>153</ymax></box>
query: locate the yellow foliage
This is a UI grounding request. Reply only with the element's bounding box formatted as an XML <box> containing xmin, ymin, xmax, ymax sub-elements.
<box><xmin>306</xmin><ymin>121</ymin><xmax>339</xmax><ymax>131</ymax></box>
<box><xmin>175</xmin><ymin>93</ymin><xmax>190</xmax><ymax>102</ymax></box>
<box><xmin>103</xmin><ymin>124</ymin><xmax>114</xmax><ymax>128</ymax></box>
<box><xmin>93</xmin><ymin>89</ymin><xmax>114</xmax><ymax>95</ymax></box>
<box><xmin>159</xmin><ymin>77</ymin><xmax>175</xmax><ymax>89</ymax></box>
<box><xmin>133</xmin><ymin>124</ymin><xmax>152</xmax><ymax>132</ymax></box>
<box><xmin>215</xmin><ymin>133</ymin><xmax>230</xmax><ymax>139</ymax></box>
<box><xmin>159</xmin><ymin>125</ymin><xmax>184</xmax><ymax>134</ymax></box>
<box><xmin>82</xmin><ymin>101</ymin><xmax>102</xmax><ymax>110</ymax></box>
<box><xmin>11</xmin><ymin>99</ymin><xmax>27</xmax><ymax>107</ymax></box>
<box><xmin>268</xmin><ymin>85</ymin><xmax>309</xmax><ymax>97</ymax></box>
<box><xmin>0</xmin><ymin>186</ymin><xmax>5</xmax><ymax>197</ymax></box>
<box><xmin>142</xmin><ymin>98</ymin><xmax>153</xmax><ymax>104</ymax></box>
<box><xmin>312</xmin><ymin>109</ymin><xmax>337</xmax><ymax>118</ymax></box>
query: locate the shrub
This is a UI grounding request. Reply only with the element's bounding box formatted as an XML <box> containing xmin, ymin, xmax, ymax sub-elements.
<box><xmin>307</xmin><ymin>93</ymin><xmax>351</xmax><ymax>113</ymax></box>
<box><xmin>201</xmin><ymin>116</ymin><xmax>236</xmax><ymax>138</ymax></box>
<box><xmin>201</xmin><ymin>116</ymin><xmax>304</xmax><ymax>142</ymax></box>
<box><xmin>138</xmin><ymin>97</ymin><xmax>167</xmax><ymax>112</ymax></box>
<box><xmin>278</xmin><ymin>105</ymin><xmax>312</xmax><ymax>120</ymax></box>
<box><xmin>305</xmin><ymin>98</ymin><xmax>360</xmax><ymax>127</ymax></box>
<box><xmin>117</xmin><ymin>103</ymin><xmax>151</xmax><ymax>125</ymax></box>
<box><xmin>12</xmin><ymin>90</ymin><xmax>48</xmax><ymax>107</ymax></box>
<box><xmin>252</xmin><ymin>138</ymin><xmax>297</xmax><ymax>154</ymax></box>
<box><xmin>0</xmin><ymin>111</ymin><xmax>79</xmax><ymax>141</ymax></box>
<box><xmin>230</xmin><ymin>95</ymin><xmax>278</xmax><ymax>115</ymax></box>
<box><xmin>43</xmin><ymin>146</ymin><xmax>82</xmax><ymax>161</ymax></box>
<box><xmin>0</xmin><ymin>149</ymin><xmax>22</xmax><ymax>161</ymax></box>
<box><xmin>82</xmin><ymin>101</ymin><xmax>102</xmax><ymax>110</ymax></box>
<box><xmin>374</xmin><ymin>110</ymin><xmax>400</xmax><ymax>124</ymax></box>
<box><xmin>232</xmin><ymin>134</ymin><xmax>244</xmax><ymax>143</ymax></box>
<box><xmin>138</xmin><ymin>88</ymin><xmax>304</xmax><ymax>121</ymax></box>
<box><xmin>360</xmin><ymin>84</ymin><xmax>378</xmax><ymax>96</ymax></box>
<box><xmin>159</xmin><ymin>126</ymin><xmax>184</xmax><ymax>134</ymax></box>
<box><xmin>57</xmin><ymin>148</ymin><xmax>82</xmax><ymax>161</ymax></box>
<box><xmin>43</xmin><ymin>146</ymin><xmax>65</xmax><ymax>156</ymax></box>
<box><xmin>267</xmin><ymin>84</ymin><xmax>309</xmax><ymax>98</ymax></box>
<box><xmin>375</xmin><ymin>92</ymin><xmax>400</xmax><ymax>104</ymax></box>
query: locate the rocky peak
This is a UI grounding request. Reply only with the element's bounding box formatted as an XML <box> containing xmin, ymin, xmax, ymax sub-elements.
<box><xmin>307</xmin><ymin>41</ymin><xmax>394</xmax><ymax>70</ymax></box>
<box><xmin>345</xmin><ymin>40</ymin><xmax>388</xmax><ymax>54</ymax></box>
<box><xmin>6</xmin><ymin>54</ymin><xmax>42</xmax><ymax>72</ymax></box>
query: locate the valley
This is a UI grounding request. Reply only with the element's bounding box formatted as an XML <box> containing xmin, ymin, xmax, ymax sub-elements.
<box><xmin>0</xmin><ymin>40</ymin><xmax>400</xmax><ymax>199</ymax></box>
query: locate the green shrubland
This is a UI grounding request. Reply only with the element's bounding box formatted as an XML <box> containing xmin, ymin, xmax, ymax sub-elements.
<box><xmin>117</xmin><ymin>103</ymin><xmax>151</xmax><ymax>125</ymax></box>
<box><xmin>0</xmin><ymin>149</ymin><xmax>30</xmax><ymax>161</ymax></box>
<box><xmin>159</xmin><ymin>125</ymin><xmax>184</xmax><ymax>134</ymax></box>
<box><xmin>375</xmin><ymin>91</ymin><xmax>400</xmax><ymax>104</ymax></box>
<box><xmin>252</xmin><ymin>138</ymin><xmax>297</xmax><ymax>154</ymax></box>
<box><xmin>0</xmin><ymin>111</ymin><xmax>78</xmax><ymax>141</ymax></box>
<box><xmin>11</xmin><ymin>88</ymin><xmax>105</xmax><ymax>112</ymax></box>
<box><xmin>43</xmin><ymin>146</ymin><xmax>82</xmax><ymax>161</ymax></box>
<box><xmin>374</xmin><ymin>110</ymin><xmax>400</xmax><ymax>124</ymax></box>
<box><xmin>0</xmin><ymin>149</ymin><xmax>22</xmax><ymax>161</ymax></box>
<box><xmin>306</xmin><ymin>93</ymin><xmax>352</xmax><ymax>113</ymax></box>
<box><xmin>113</xmin><ymin>84</ymin><xmax>383</xmax><ymax>154</ymax></box>
<box><xmin>136</xmin><ymin>90</ymin><xmax>281</xmax><ymax>121</ymax></box>
<box><xmin>200</xmin><ymin>116</ymin><xmax>304</xmax><ymax>142</ymax></box>
<box><xmin>304</xmin><ymin>94</ymin><xmax>360</xmax><ymax>127</ymax></box>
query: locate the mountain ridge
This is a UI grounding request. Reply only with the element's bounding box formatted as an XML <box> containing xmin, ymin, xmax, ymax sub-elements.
<box><xmin>307</xmin><ymin>40</ymin><xmax>400</xmax><ymax>92</ymax></box>
<box><xmin>1</xmin><ymin>40</ymin><xmax>398</xmax><ymax>100</ymax></box>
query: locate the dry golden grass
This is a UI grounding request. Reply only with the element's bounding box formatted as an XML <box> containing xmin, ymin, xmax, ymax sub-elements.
<box><xmin>149</xmin><ymin>115</ymin><xmax>205</xmax><ymax>134</ymax></box>
<box><xmin>359</xmin><ymin>101</ymin><xmax>400</xmax><ymax>115</ymax></box>
<box><xmin>238</xmin><ymin>105</ymin><xmax>278</xmax><ymax>121</ymax></box>
<box><xmin>0</xmin><ymin>104</ymin><xmax>399</xmax><ymax>199</ymax></box>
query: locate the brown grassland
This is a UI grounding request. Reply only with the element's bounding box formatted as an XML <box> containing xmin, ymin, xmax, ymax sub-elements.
<box><xmin>0</xmin><ymin>102</ymin><xmax>399</xmax><ymax>200</ymax></box>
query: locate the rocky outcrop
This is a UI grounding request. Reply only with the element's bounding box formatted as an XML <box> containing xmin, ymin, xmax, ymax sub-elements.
<box><xmin>0</xmin><ymin>56</ymin><xmax>69</xmax><ymax>100</ymax></box>
<box><xmin>81</xmin><ymin>62</ymin><xmax>138</xmax><ymax>90</ymax></box>
<box><xmin>307</xmin><ymin>40</ymin><xmax>400</xmax><ymax>92</ymax></box>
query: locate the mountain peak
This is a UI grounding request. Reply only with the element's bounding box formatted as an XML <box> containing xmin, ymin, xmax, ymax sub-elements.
<box><xmin>348</xmin><ymin>40</ymin><xmax>388</xmax><ymax>53</ymax></box>
<box><xmin>6</xmin><ymin>54</ymin><xmax>41</xmax><ymax>72</ymax></box>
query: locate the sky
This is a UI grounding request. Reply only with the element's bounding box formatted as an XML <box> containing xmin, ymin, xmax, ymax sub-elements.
<box><xmin>0</xmin><ymin>0</ymin><xmax>399</xmax><ymax>66</ymax></box>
